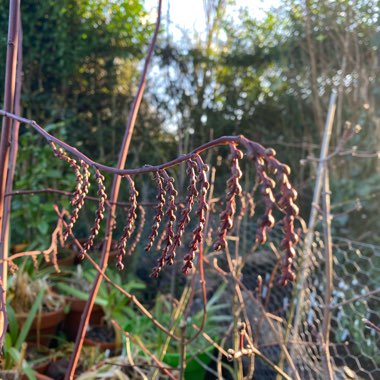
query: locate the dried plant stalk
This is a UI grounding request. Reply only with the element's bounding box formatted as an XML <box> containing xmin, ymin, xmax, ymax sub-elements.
<box><xmin>145</xmin><ymin>171</ymin><xmax>166</xmax><ymax>252</ymax></box>
<box><xmin>117</xmin><ymin>176</ymin><xmax>138</xmax><ymax>270</ymax></box>
<box><xmin>214</xmin><ymin>144</ymin><xmax>243</xmax><ymax>251</ymax></box>
<box><xmin>165</xmin><ymin>160</ymin><xmax>198</xmax><ymax>265</ymax></box>
<box><xmin>182</xmin><ymin>155</ymin><xmax>210</xmax><ymax>275</ymax></box>
<box><xmin>80</xmin><ymin>169</ymin><xmax>107</xmax><ymax>260</ymax></box>
<box><xmin>151</xmin><ymin>170</ymin><xmax>178</xmax><ymax>278</ymax></box>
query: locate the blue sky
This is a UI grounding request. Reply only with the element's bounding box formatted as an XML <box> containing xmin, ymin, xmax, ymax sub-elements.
<box><xmin>145</xmin><ymin>0</ymin><xmax>280</xmax><ymax>39</ymax></box>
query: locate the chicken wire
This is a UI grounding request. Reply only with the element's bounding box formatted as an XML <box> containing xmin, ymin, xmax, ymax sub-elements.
<box><xmin>289</xmin><ymin>233</ymin><xmax>380</xmax><ymax>380</ymax></box>
<box><xmin>125</xmin><ymin>201</ymin><xmax>379</xmax><ymax>379</ymax></box>
<box><xmin>238</xmin><ymin>223</ymin><xmax>380</xmax><ymax>380</ymax></box>
<box><xmin>178</xmin><ymin>204</ymin><xmax>379</xmax><ymax>379</ymax></box>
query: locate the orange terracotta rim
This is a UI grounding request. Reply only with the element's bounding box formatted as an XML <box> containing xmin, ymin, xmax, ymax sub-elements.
<box><xmin>17</xmin><ymin>308</ymin><xmax>65</xmax><ymax>329</ymax></box>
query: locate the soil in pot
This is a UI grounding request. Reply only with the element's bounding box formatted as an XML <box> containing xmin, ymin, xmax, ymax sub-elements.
<box><xmin>45</xmin><ymin>358</ymin><xmax>84</xmax><ymax>380</ymax></box>
<box><xmin>84</xmin><ymin>325</ymin><xmax>118</xmax><ymax>351</ymax></box>
<box><xmin>25</xmin><ymin>343</ymin><xmax>51</xmax><ymax>374</ymax></box>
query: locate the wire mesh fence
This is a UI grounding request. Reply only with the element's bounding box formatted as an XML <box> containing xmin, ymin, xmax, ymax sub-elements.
<box><xmin>125</xmin><ymin>198</ymin><xmax>380</xmax><ymax>379</ymax></box>
<box><xmin>234</xmin><ymin>221</ymin><xmax>380</xmax><ymax>380</ymax></box>
<box><xmin>291</xmin><ymin>234</ymin><xmax>380</xmax><ymax>380</ymax></box>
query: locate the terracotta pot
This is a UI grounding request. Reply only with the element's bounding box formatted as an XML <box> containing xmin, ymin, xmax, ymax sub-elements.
<box><xmin>64</xmin><ymin>297</ymin><xmax>105</xmax><ymax>341</ymax></box>
<box><xmin>17</xmin><ymin>308</ymin><xmax>65</xmax><ymax>346</ymax></box>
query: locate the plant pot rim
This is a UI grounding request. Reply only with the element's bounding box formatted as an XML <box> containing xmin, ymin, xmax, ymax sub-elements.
<box><xmin>83</xmin><ymin>337</ymin><xmax>117</xmax><ymax>350</ymax></box>
<box><xmin>17</xmin><ymin>307</ymin><xmax>65</xmax><ymax>329</ymax></box>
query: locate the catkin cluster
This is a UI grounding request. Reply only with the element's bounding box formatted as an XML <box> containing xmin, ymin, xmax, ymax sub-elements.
<box><xmin>49</xmin><ymin>136</ymin><xmax>299</xmax><ymax>286</ymax></box>
<box><xmin>151</xmin><ymin>170</ymin><xmax>178</xmax><ymax>278</ymax></box>
<box><xmin>117</xmin><ymin>176</ymin><xmax>138</xmax><ymax>270</ymax></box>
<box><xmin>79</xmin><ymin>169</ymin><xmax>107</xmax><ymax>260</ymax></box>
<box><xmin>165</xmin><ymin>160</ymin><xmax>198</xmax><ymax>266</ymax></box>
<box><xmin>182</xmin><ymin>155</ymin><xmax>210</xmax><ymax>275</ymax></box>
<box><xmin>145</xmin><ymin>171</ymin><xmax>166</xmax><ymax>252</ymax></box>
<box><xmin>244</xmin><ymin>141</ymin><xmax>300</xmax><ymax>285</ymax></box>
<box><xmin>214</xmin><ymin>145</ymin><xmax>243</xmax><ymax>251</ymax></box>
<box><xmin>50</xmin><ymin>143</ymin><xmax>90</xmax><ymax>242</ymax></box>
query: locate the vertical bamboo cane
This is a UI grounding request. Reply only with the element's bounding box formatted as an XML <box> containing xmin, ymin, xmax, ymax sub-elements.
<box><xmin>0</xmin><ymin>0</ymin><xmax>20</xmax><ymax>344</ymax></box>
<box><xmin>320</xmin><ymin>167</ymin><xmax>334</xmax><ymax>379</ymax></box>
<box><xmin>287</xmin><ymin>90</ymin><xmax>336</xmax><ymax>365</ymax></box>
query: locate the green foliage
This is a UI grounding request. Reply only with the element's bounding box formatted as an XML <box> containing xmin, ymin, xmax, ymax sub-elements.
<box><xmin>12</xmin><ymin>124</ymin><xmax>73</xmax><ymax>247</ymax></box>
<box><xmin>0</xmin><ymin>0</ymin><xmax>164</xmax><ymax>163</ymax></box>
<box><xmin>124</xmin><ymin>283</ymin><xmax>231</xmax><ymax>355</ymax></box>
<box><xmin>55</xmin><ymin>267</ymin><xmax>145</xmax><ymax>325</ymax></box>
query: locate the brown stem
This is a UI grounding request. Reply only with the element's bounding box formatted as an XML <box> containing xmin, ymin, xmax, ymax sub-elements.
<box><xmin>0</xmin><ymin>110</ymin><xmax>250</xmax><ymax>175</ymax></box>
<box><xmin>65</xmin><ymin>1</ymin><xmax>162</xmax><ymax>377</ymax></box>
<box><xmin>5</xmin><ymin>188</ymin><xmax>176</xmax><ymax>208</ymax></box>
<box><xmin>0</xmin><ymin>0</ymin><xmax>20</xmax><ymax>346</ymax></box>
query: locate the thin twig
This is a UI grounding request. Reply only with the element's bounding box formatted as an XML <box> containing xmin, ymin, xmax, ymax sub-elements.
<box><xmin>0</xmin><ymin>109</ymin><xmax>294</xmax><ymax>179</ymax></box>
<box><xmin>5</xmin><ymin>188</ymin><xmax>176</xmax><ymax>207</ymax></box>
<box><xmin>329</xmin><ymin>288</ymin><xmax>380</xmax><ymax>310</ymax></box>
<box><xmin>363</xmin><ymin>319</ymin><xmax>380</xmax><ymax>335</ymax></box>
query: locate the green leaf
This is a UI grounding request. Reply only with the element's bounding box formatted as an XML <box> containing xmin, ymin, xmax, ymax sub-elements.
<box><xmin>55</xmin><ymin>282</ymin><xmax>106</xmax><ymax>307</ymax></box>
<box><xmin>37</xmin><ymin>221</ymin><xmax>49</xmax><ymax>235</ymax></box>
<box><xmin>7</xmin><ymin>347</ymin><xmax>22</xmax><ymax>366</ymax></box>
<box><xmin>15</xmin><ymin>287</ymin><xmax>46</xmax><ymax>350</ymax></box>
<box><xmin>22</xmin><ymin>363</ymin><xmax>37</xmax><ymax>380</ymax></box>
<box><xmin>7</xmin><ymin>304</ymin><xmax>19</xmax><ymax>343</ymax></box>
<box><xmin>4</xmin><ymin>333</ymin><xmax>13</xmax><ymax>368</ymax></box>
<box><xmin>124</xmin><ymin>280</ymin><xmax>146</xmax><ymax>293</ymax></box>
